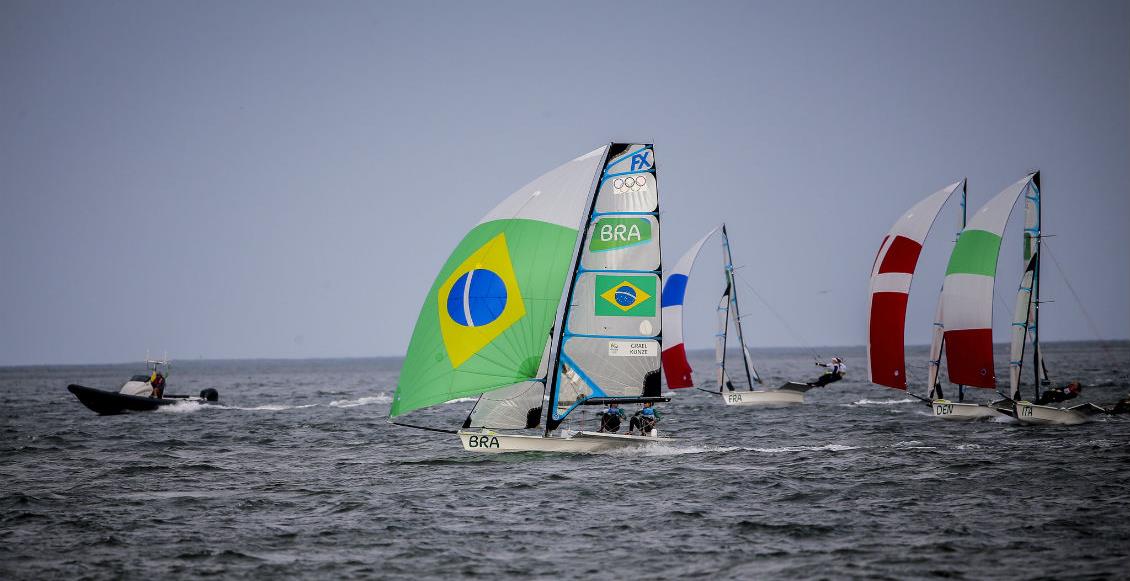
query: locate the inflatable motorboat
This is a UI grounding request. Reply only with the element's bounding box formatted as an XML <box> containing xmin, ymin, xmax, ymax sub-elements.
<box><xmin>67</xmin><ymin>357</ymin><xmax>219</xmax><ymax>415</ymax></box>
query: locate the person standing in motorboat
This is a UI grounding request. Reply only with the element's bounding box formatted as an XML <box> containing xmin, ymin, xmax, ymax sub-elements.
<box><xmin>597</xmin><ymin>403</ymin><xmax>626</xmax><ymax>433</ymax></box>
<box><xmin>809</xmin><ymin>357</ymin><xmax>847</xmax><ymax>387</ymax></box>
<box><xmin>149</xmin><ymin>371</ymin><xmax>166</xmax><ymax>399</ymax></box>
<box><xmin>1035</xmin><ymin>381</ymin><xmax>1082</xmax><ymax>405</ymax></box>
<box><xmin>627</xmin><ymin>402</ymin><xmax>662</xmax><ymax>436</ymax></box>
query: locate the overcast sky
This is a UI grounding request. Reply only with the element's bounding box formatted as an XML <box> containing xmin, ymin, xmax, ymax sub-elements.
<box><xmin>2</xmin><ymin>0</ymin><xmax>1127</xmax><ymax>365</ymax></box>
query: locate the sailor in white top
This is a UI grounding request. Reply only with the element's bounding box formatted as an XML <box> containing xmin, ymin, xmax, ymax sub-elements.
<box><xmin>810</xmin><ymin>357</ymin><xmax>847</xmax><ymax>387</ymax></box>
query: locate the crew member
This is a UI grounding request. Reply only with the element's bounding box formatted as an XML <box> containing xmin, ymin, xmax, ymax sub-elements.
<box><xmin>597</xmin><ymin>403</ymin><xmax>626</xmax><ymax>433</ymax></box>
<box><xmin>150</xmin><ymin>371</ymin><xmax>166</xmax><ymax>399</ymax></box>
<box><xmin>810</xmin><ymin>357</ymin><xmax>847</xmax><ymax>387</ymax></box>
<box><xmin>1035</xmin><ymin>381</ymin><xmax>1082</xmax><ymax>406</ymax></box>
<box><xmin>628</xmin><ymin>402</ymin><xmax>662</xmax><ymax>436</ymax></box>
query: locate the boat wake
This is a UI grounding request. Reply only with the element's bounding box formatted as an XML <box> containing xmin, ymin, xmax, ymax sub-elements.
<box><xmin>749</xmin><ymin>444</ymin><xmax>860</xmax><ymax>453</ymax></box>
<box><xmin>849</xmin><ymin>398</ymin><xmax>918</xmax><ymax>406</ymax></box>
<box><xmin>619</xmin><ymin>444</ymin><xmax>743</xmax><ymax>457</ymax></box>
<box><xmin>328</xmin><ymin>394</ymin><xmax>392</xmax><ymax>408</ymax></box>
<box><xmin>215</xmin><ymin>403</ymin><xmax>319</xmax><ymax>412</ymax></box>
<box><xmin>156</xmin><ymin>401</ymin><xmax>207</xmax><ymax>413</ymax></box>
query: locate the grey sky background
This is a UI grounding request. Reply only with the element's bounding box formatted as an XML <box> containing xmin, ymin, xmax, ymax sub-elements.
<box><xmin>2</xmin><ymin>0</ymin><xmax>1127</xmax><ymax>365</ymax></box>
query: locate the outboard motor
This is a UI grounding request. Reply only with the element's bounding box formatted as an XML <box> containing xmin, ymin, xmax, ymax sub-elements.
<box><xmin>199</xmin><ymin>388</ymin><xmax>219</xmax><ymax>402</ymax></box>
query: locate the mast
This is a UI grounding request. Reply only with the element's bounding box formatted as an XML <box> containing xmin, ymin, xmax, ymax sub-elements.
<box><xmin>956</xmin><ymin>179</ymin><xmax>966</xmax><ymax>402</ymax></box>
<box><xmin>722</xmin><ymin>225</ymin><xmax>756</xmax><ymax>390</ymax></box>
<box><xmin>1031</xmin><ymin>171</ymin><xmax>1042</xmax><ymax>402</ymax></box>
<box><xmin>543</xmin><ymin>146</ymin><xmax>612</xmax><ymax>436</ymax></box>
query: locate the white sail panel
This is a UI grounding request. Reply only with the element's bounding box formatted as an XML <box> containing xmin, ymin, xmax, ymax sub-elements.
<box><xmin>714</xmin><ymin>284</ymin><xmax>731</xmax><ymax>389</ymax></box>
<box><xmin>561</xmin><ymin>337</ymin><xmax>661</xmax><ymax>399</ymax></box>
<box><xmin>1009</xmin><ymin>255</ymin><xmax>1037</xmax><ymax>400</ymax></box>
<box><xmin>477</xmin><ymin>146</ymin><xmax>609</xmax><ymax>228</ymax></box>
<box><xmin>926</xmin><ymin>299</ymin><xmax>945</xmax><ymax>399</ymax></box>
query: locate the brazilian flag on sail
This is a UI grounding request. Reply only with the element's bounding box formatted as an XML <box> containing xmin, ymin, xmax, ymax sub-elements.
<box><xmin>595</xmin><ymin>275</ymin><xmax>657</xmax><ymax>317</ymax></box>
<box><xmin>391</xmin><ymin>219</ymin><xmax>578</xmax><ymax>417</ymax></box>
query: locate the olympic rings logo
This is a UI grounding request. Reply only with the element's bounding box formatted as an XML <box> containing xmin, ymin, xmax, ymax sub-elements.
<box><xmin>612</xmin><ymin>175</ymin><xmax>649</xmax><ymax>194</ymax></box>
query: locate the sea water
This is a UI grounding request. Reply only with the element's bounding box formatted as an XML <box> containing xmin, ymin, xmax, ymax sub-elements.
<box><xmin>2</xmin><ymin>343</ymin><xmax>1128</xmax><ymax>579</ymax></box>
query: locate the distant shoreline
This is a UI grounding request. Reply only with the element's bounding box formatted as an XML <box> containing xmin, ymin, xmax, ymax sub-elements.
<box><xmin>3</xmin><ymin>339</ymin><xmax>1126</xmax><ymax>369</ymax></box>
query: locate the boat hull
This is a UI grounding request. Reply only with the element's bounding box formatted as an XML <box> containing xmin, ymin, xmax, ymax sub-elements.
<box><xmin>930</xmin><ymin>400</ymin><xmax>1004</xmax><ymax>420</ymax></box>
<box><xmin>720</xmin><ymin>384</ymin><xmax>809</xmax><ymax>406</ymax></box>
<box><xmin>458</xmin><ymin>430</ymin><xmax>673</xmax><ymax>453</ymax></box>
<box><xmin>1013</xmin><ymin>401</ymin><xmax>1102</xmax><ymax>425</ymax></box>
<box><xmin>68</xmin><ymin>384</ymin><xmax>212</xmax><ymax>415</ymax></box>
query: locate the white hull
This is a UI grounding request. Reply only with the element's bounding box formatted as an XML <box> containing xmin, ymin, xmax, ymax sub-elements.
<box><xmin>721</xmin><ymin>389</ymin><xmax>805</xmax><ymax>406</ymax></box>
<box><xmin>1013</xmin><ymin>401</ymin><xmax>1098</xmax><ymax>425</ymax></box>
<box><xmin>720</xmin><ymin>382</ymin><xmax>813</xmax><ymax>406</ymax></box>
<box><xmin>930</xmin><ymin>400</ymin><xmax>1004</xmax><ymax>420</ymax></box>
<box><xmin>458</xmin><ymin>430</ymin><xmax>673</xmax><ymax>454</ymax></box>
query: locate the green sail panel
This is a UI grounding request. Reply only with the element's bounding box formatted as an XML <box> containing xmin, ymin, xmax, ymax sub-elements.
<box><xmin>392</xmin><ymin>147</ymin><xmax>608</xmax><ymax>417</ymax></box>
<box><xmin>944</xmin><ymin>229</ymin><xmax>1002</xmax><ymax>277</ymax></box>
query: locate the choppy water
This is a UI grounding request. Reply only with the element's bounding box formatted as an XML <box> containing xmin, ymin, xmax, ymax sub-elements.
<box><xmin>2</xmin><ymin>343</ymin><xmax>1129</xmax><ymax>579</ymax></box>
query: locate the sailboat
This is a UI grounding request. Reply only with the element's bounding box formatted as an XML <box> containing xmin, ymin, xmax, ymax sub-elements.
<box><xmin>867</xmin><ymin>180</ymin><xmax>995</xmax><ymax>417</ymax></box>
<box><xmin>390</xmin><ymin>143</ymin><xmax>675</xmax><ymax>452</ymax></box>
<box><xmin>932</xmin><ymin>171</ymin><xmax>1103</xmax><ymax>424</ymax></box>
<box><xmin>663</xmin><ymin>225</ymin><xmax>812</xmax><ymax>405</ymax></box>
<box><xmin>984</xmin><ymin>173</ymin><xmax>1105</xmax><ymax>425</ymax></box>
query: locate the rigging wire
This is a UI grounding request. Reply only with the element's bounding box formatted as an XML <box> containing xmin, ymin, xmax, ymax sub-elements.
<box><xmin>733</xmin><ymin>271</ymin><xmax>822</xmax><ymax>361</ymax></box>
<box><xmin>1041</xmin><ymin>239</ymin><xmax>1113</xmax><ymax>356</ymax></box>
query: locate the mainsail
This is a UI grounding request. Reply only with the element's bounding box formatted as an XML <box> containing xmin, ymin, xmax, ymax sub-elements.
<box><xmin>661</xmin><ymin>228</ymin><xmax>718</xmax><ymax>388</ymax></box>
<box><xmin>546</xmin><ymin>144</ymin><xmax>662</xmax><ymax>431</ymax></box>
<box><xmin>941</xmin><ymin>173</ymin><xmax>1038</xmax><ymax>388</ymax></box>
<box><xmin>868</xmin><ymin>181</ymin><xmax>964</xmax><ymax>389</ymax></box>
<box><xmin>717</xmin><ymin>225</ymin><xmax>761</xmax><ymax>389</ymax></box>
<box><xmin>391</xmin><ymin>146</ymin><xmax>609</xmax><ymax>419</ymax></box>
<box><xmin>1008</xmin><ymin>172</ymin><xmax>1046</xmax><ymax>400</ymax></box>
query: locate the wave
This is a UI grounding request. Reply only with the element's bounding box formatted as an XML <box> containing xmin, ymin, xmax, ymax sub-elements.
<box><xmin>328</xmin><ymin>395</ymin><xmax>392</xmax><ymax>408</ymax></box>
<box><xmin>748</xmin><ymin>443</ymin><xmax>860</xmax><ymax>453</ymax></box>
<box><xmin>215</xmin><ymin>403</ymin><xmax>319</xmax><ymax>411</ymax></box>
<box><xmin>850</xmin><ymin>398</ymin><xmax>918</xmax><ymax>406</ymax></box>
<box><xmin>444</xmin><ymin>397</ymin><xmax>478</xmax><ymax>404</ymax></box>
<box><xmin>615</xmin><ymin>444</ymin><xmax>743</xmax><ymax>457</ymax></box>
<box><xmin>156</xmin><ymin>401</ymin><xmax>206</xmax><ymax>414</ymax></box>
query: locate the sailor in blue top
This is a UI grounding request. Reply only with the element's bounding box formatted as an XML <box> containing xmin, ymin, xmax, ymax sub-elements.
<box><xmin>597</xmin><ymin>403</ymin><xmax>626</xmax><ymax>433</ymax></box>
<box><xmin>628</xmin><ymin>402</ymin><xmax>663</xmax><ymax>436</ymax></box>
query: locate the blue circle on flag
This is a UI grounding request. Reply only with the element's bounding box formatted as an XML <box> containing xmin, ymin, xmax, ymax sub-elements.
<box><xmin>615</xmin><ymin>285</ymin><xmax>637</xmax><ymax>307</ymax></box>
<box><xmin>447</xmin><ymin>269</ymin><xmax>507</xmax><ymax>327</ymax></box>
